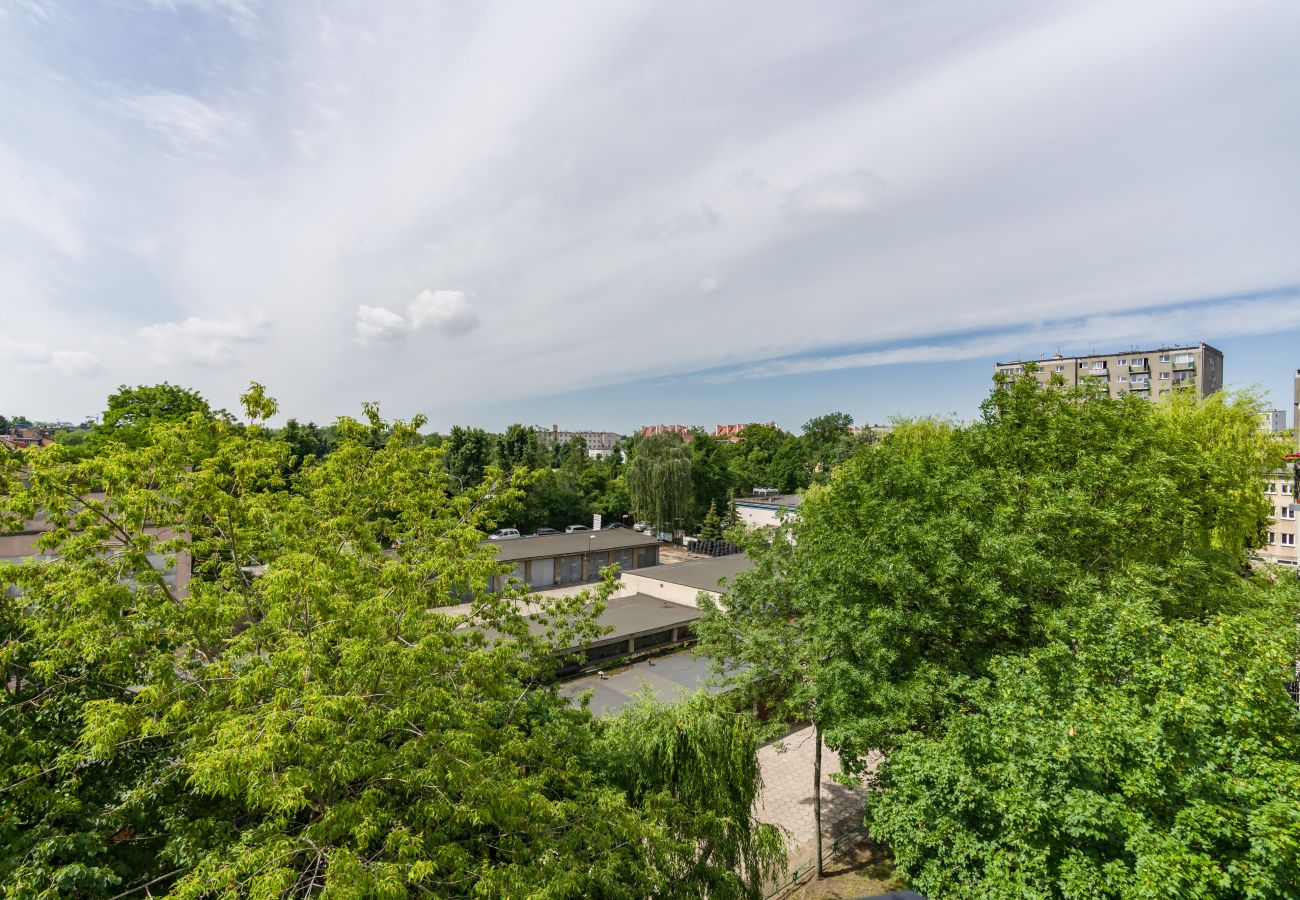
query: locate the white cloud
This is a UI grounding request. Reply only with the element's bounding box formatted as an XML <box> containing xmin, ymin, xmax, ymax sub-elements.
<box><xmin>140</xmin><ymin>312</ymin><xmax>270</xmax><ymax>366</ymax></box>
<box><xmin>407</xmin><ymin>289</ymin><xmax>479</xmax><ymax>336</ymax></box>
<box><xmin>1</xmin><ymin>335</ymin><xmax>102</xmax><ymax>376</ymax></box>
<box><xmin>355</xmin><ymin>290</ymin><xmax>480</xmax><ymax>345</ymax></box>
<box><xmin>111</xmin><ymin>92</ymin><xmax>244</xmax><ymax>150</ymax></box>
<box><xmin>781</xmin><ymin>170</ymin><xmax>883</xmax><ymax>220</ymax></box>
<box><xmin>354</xmin><ymin>304</ymin><xmax>407</xmax><ymax>346</ymax></box>
<box><xmin>2</xmin><ymin>1</ymin><xmax>1300</xmax><ymax>424</ymax></box>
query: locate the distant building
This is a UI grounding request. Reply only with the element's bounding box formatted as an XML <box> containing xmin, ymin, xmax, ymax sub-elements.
<box><xmin>994</xmin><ymin>343</ymin><xmax>1224</xmax><ymax>400</ymax></box>
<box><xmin>1260</xmin><ymin>410</ymin><xmax>1289</xmax><ymax>434</ymax></box>
<box><xmin>639</xmin><ymin>424</ymin><xmax>692</xmax><ymax>440</ymax></box>
<box><xmin>0</xmin><ymin>428</ymin><xmax>54</xmax><ymax>452</ymax></box>
<box><xmin>536</xmin><ymin>427</ymin><xmax>622</xmax><ymax>459</ymax></box>
<box><xmin>1260</xmin><ymin>468</ymin><xmax>1299</xmax><ymax>568</ymax></box>
<box><xmin>733</xmin><ymin>492</ymin><xmax>802</xmax><ymax>529</ymax></box>
<box><xmin>485</xmin><ymin>529</ymin><xmax>661</xmax><ymax>592</ymax></box>
<box><xmin>712</xmin><ymin>423</ymin><xmax>777</xmax><ymax>441</ymax></box>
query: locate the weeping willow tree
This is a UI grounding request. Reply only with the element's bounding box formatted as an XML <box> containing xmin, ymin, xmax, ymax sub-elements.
<box><xmin>599</xmin><ymin>692</ymin><xmax>787</xmax><ymax>898</ymax></box>
<box><xmin>627</xmin><ymin>432</ymin><xmax>692</xmax><ymax>532</ymax></box>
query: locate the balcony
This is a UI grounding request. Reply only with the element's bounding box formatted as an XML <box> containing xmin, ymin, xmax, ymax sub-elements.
<box><xmin>1129</xmin><ymin>381</ymin><xmax>1151</xmax><ymax>391</ymax></box>
<box><xmin>1172</xmin><ymin>360</ymin><xmax>1196</xmax><ymax>371</ymax></box>
<box><xmin>1128</xmin><ymin>361</ymin><xmax>1149</xmax><ymax>373</ymax></box>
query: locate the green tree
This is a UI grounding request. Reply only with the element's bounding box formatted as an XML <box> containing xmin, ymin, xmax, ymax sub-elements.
<box><xmin>444</xmin><ymin>425</ymin><xmax>494</xmax><ymax>488</ymax></box>
<box><xmin>702</xmin><ymin>373</ymin><xmax>1293</xmax><ymax>890</ymax></box>
<box><xmin>871</xmin><ymin>589</ymin><xmax>1300</xmax><ymax>899</ymax></box>
<box><xmin>689</xmin><ymin>429</ymin><xmax>734</xmax><ymax>526</ymax></box>
<box><xmin>801</xmin><ymin>411</ymin><xmax>859</xmax><ymax>480</ymax></box>
<box><xmin>699</xmin><ymin>500</ymin><xmax>723</xmax><ymax>540</ymax></box>
<box><xmin>496</xmin><ymin>423</ymin><xmax>545</xmax><ymax>470</ymax></box>
<box><xmin>280</xmin><ymin>418</ymin><xmax>334</xmax><ymax>471</ymax></box>
<box><xmin>627</xmin><ymin>432</ymin><xmax>692</xmax><ymax>534</ymax></box>
<box><xmin>0</xmin><ymin>386</ymin><xmax>782</xmax><ymax>898</ymax></box>
<box><xmin>101</xmin><ymin>383</ymin><xmax>212</xmax><ymax>430</ymax></box>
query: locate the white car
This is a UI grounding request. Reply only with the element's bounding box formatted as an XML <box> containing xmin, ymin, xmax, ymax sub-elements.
<box><xmin>488</xmin><ymin>528</ymin><xmax>521</xmax><ymax>540</ymax></box>
<box><xmin>633</xmin><ymin>521</ymin><xmax>647</xmax><ymax>532</ymax></box>
<box><xmin>564</xmin><ymin>524</ymin><xmax>590</xmax><ymax>533</ymax></box>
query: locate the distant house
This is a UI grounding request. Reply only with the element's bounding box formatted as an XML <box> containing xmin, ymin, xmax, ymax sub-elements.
<box><xmin>0</xmin><ymin>429</ymin><xmax>54</xmax><ymax>452</ymax></box>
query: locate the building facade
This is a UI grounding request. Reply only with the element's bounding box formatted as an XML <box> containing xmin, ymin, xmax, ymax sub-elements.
<box><xmin>1260</xmin><ymin>468</ymin><xmax>1299</xmax><ymax>568</ymax></box>
<box><xmin>536</xmin><ymin>427</ymin><xmax>622</xmax><ymax>459</ymax></box>
<box><xmin>994</xmin><ymin>343</ymin><xmax>1224</xmax><ymax>400</ymax></box>
<box><xmin>1260</xmin><ymin>409</ymin><xmax>1289</xmax><ymax>434</ymax></box>
<box><xmin>487</xmin><ymin>529</ymin><xmax>661</xmax><ymax>591</ymax></box>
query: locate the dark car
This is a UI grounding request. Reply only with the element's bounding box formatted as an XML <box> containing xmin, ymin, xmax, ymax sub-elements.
<box><xmin>603</xmin><ymin>521</ymin><xmax>626</xmax><ymax>529</ymax></box>
<box><xmin>533</xmin><ymin>527</ymin><xmax>559</xmax><ymax>536</ymax></box>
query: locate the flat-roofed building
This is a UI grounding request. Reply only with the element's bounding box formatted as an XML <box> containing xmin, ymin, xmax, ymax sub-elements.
<box><xmin>733</xmin><ymin>492</ymin><xmax>802</xmax><ymax>530</ymax></box>
<box><xmin>994</xmin><ymin>343</ymin><xmax>1224</xmax><ymax>400</ymax></box>
<box><xmin>536</xmin><ymin>427</ymin><xmax>622</xmax><ymax>459</ymax></box>
<box><xmin>486</xmin><ymin>529</ymin><xmax>661</xmax><ymax>591</ymax></box>
<box><xmin>618</xmin><ymin>553</ymin><xmax>753</xmax><ymax>607</ymax></box>
<box><xmin>1</xmin><ymin>496</ymin><xmax>191</xmax><ymax>596</ymax></box>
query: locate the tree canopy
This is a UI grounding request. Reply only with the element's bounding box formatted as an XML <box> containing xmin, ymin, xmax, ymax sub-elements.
<box><xmin>627</xmin><ymin>432</ymin><xmax>692</xmax><ymax>532</ymax></box>
<box><xmin>701</xmin><ymin>373</ymin><xmax>1300</xmax><ymax>898</ymax></box>
<box><xmin>0</xmin><ymin>386</ymin><xmax>781</xmax><ymax>898</ymax></box>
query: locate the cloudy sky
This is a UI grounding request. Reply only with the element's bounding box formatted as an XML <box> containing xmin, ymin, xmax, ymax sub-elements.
<box><xmin>2</xmin><ymin>0</ymin><xmax>1299</xmax><ymax>431</ymax></box>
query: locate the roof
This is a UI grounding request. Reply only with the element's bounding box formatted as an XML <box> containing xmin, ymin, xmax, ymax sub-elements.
<box><xmin>475</xmin><ymin>592</ymin><xmax>700</xmax><ymax>652</ymax></box>
<box><xmin>628</xmin><ymin>554</ymin><xmax>753</xmax><ymax>592</ymax></box>
<box><xmin>558</xmin><ymin>648</ymin><xmax>729</xmax><ymax>717</ymax></box>
<box><xmin>487</xmin><ymin>528</ymin><xmax>659</xmax><ymax>562</ymax></box>
<box><xmin>735</xmin><ymin>493</ymin><xmax>802</xmax><ymax>509</ymax></box>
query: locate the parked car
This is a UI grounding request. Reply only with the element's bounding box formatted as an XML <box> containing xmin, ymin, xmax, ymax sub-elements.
<box><xmin>533</xmin><ymin>527</ymin><xmax>559</xmax><ymax>536</ymax></box>
<box><xmin>633</xmin><ymin>521</ymin><xmax>648</xmax><ymax>532</ymax></box>
<box><xmin>564</xmin><ymin>524</ymin><xmax>590</xmax><ymax>533</ymax></box>
<box><xmin>488</xmin><ymin>528</ymin><xmax>521</xmax><ymax>541</ymax></box>
<box><xmin>604</xmin><ymin>521</ymin><xmax>626</xmax><ymax>529</ymax></box>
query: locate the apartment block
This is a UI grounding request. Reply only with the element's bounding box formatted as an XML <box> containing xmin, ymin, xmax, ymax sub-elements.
<box><xmin>1260</xmin><ymin>409</ymin><xmax>1289</xmax><ymax>434</ymax></box>
<box><xmin>1260</xmin><ymin>468</ymin><xmax>1299</xmax><ymax>568</ymax></box>
<box><xmin>994</xmin><ymin>342</ymin><xmax>1224</xmax><ymax>400</ymax></box>
<box><xmin>536</xmin><ymin>427</ymin><xmax>622</xmax><ymax>459</ymax></box>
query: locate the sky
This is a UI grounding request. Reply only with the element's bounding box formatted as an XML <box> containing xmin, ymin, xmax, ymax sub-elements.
<box><xmin>2</xmin><ymin>0</ymin><xmax>1299</xmax><ymax>433</ymax></box>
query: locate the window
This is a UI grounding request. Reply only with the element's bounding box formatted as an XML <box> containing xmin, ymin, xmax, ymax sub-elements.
<box><xmin>637</xmin><ymin>546</ymin><xmax>658</xmax><ymax>568</ymax></box>
<box><xmin>1118</xmin><ymin>358</ymin><xmax>1128</xmax><ymax>365</ymax></box>
<box><xmin>1092</xmin><ymin>361</ymin><xmax>1105</xmax><ymax>369</ymax></box>
<box><xmin>1266</xmin><ymin>483</ymin><xmax>1276</xmax><ymax>494</ymax></box>
<box><xmin>1174</xmin><ymin>353</ymin><xmax>1193</xmax><ymax>364</ymax></box>
<box><xmin>1159</xmin><ymin>372</ymin><xmax>1170</xmax><ymax>380</ymax></box>
<box><xmin>1159</xmin><ymin>354</ymin><xmax>1170</xmax><ymax>362</ymax></box>
<box><xmin>1284</xmin><ymin>507</ymin><xmax>1297</xmax><ymax>520</ymax></box>
<box><xmin>1268</xmin><ymin>531</ymin><xmax>1276</xmax><ymax>544</ymax></box>
<box><xmin>1118</xmin><ymin>375</ymin><xmax>1128</xmax><ymax>382</ymax></box>
<box><xmin>1283</xmin><ymin>533</ymin><xmax>1296</xmax><ymax>546</ymax></box>
<box><xmin>1055</xmin><ymin>365</ymin><xmax>1064</xmax><ymax>372</ymax></box>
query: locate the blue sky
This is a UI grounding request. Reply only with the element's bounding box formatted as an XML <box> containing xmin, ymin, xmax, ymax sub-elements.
<box><xmin>2</xmin><ymin>1</ymin><xmax>1299</xmax><ymax>432</ymax></box>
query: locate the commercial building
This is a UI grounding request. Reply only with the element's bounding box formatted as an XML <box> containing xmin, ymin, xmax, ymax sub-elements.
<box><xmin>486</xmin><ymin>529</ymin><xmax>661</xmax><ymax>592</ymax></box>
<box><xmin>994</xmin><ymin>343</ymin><xmax>1224</xmax><ymax>400</ymax></box>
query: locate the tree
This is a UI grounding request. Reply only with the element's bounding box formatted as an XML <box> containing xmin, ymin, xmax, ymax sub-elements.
<box><xmin>101</xmin><ymin>383</ymin><xmax>212</xmax><ymax>430</ymax></box>
<box><xmin>627</xmin><ymin>432</ymin><xmax>692</xmax><ymax>533</ymax></box>
<box><xmin>699</xmin><ymin>500</ymin><xmax>723</xmax><ymax>540</ymax></box>
<box><xmin>444</xmin><ymin>425</ymin><xmax>494</xmax><ymax>488</ymax></box>
<box><xmin>280</xmin><ymin>418</ymin><xmax>334</xmax><ymax>471</ymax></box>
<box><xmin>871</xmin><ymin>589</ymin><xmax>1300</xmax><ymax>899</ymax></box>
<box><xmin>689</xmin><ymin>429</ymin><xmax>734</xmax><ymax>526</ymax></box>
<box><xmin>496</xmin><ymin>423</ymin><xmax>545</xmax><ymax>471</ymax></box>
<box><xmin>801</xmin><ymin>411</ymin><xmax>857</xmax><ymax>480</ymax></box>
<box><xmin>701</xmin><ymin>373</ymin><xmax>1294</xmax><ymax>887</ymax></box>
<box><xmin>0</xmin><ymin>386</ymin><xmax>782</xmax><ymax>898</ymax></box>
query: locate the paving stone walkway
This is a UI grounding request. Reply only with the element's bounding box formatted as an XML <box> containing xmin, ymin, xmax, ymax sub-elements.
<box><xmin>756</xmin><ymin>725</ymin><xmax>878</xmax><ymax>874</ymax></box>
